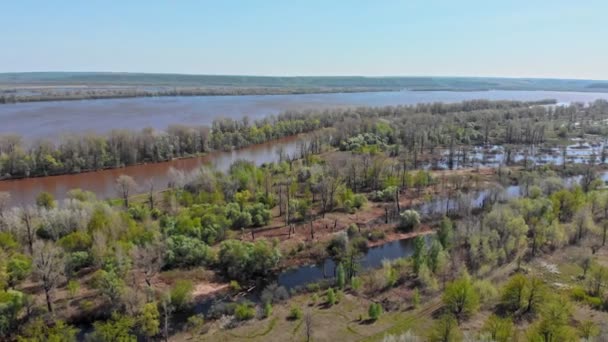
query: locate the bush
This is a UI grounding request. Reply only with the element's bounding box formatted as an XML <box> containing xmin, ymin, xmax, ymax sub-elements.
<box><xmin>288</xmin><ymin>306</ymin><xmax>302</xmax><ymax>320</ymax></box>
<box><xmin>353</xmin><ymin>194</ymin><xmax>367</xmax><ymax>209</ymax></box>
<box><xmin>399</xmin><ymin>210</ymin><xmax>420</xmax><ymax>232</ymax></box>
<box><xmin>65</xmin><ymin>251</ymin><xmax>93</xmax><ymax>275</ymax></box>
<box><xmin>170</xmin><ymin>280</ymin><xmax>194</xmax><ymax>311</ymax></box>
<box><xmin>263</xmin><ymin>302</ymin><xmax>273</xmax><ymax>318</ymax></box>
<box><xmin>367</xmin><ymin>230</ymin><xmax>386</xmax><ymax>242</ymax></box>
<box><xmin>368</xmin><ymin>303</ymin><xmax>382</xmax><ymax>321</ymax></box>
<box><xmin>371</xmin><ymin>186</ymin><xmax>398</xmax><ymax>202</ymax></box>
<box><xmin>326</xmin><ymin>288</ymin><xmax>336</xmax><ymax>306</ymax></box>
<box><xmin>218</xmin><ymin>239</ymin><xmax>281</xmax><ymax>281</ymax></box>
<box><xmin>165</xmin><ymin>235</ymin><xmax>213</xmax><ymax>269</ymax></box>
<box><xmin>234</xmin><ymin>302</ymin><xmax>256</xmax><ymax>321</ymax></box>
<box><xmin>230</xmin><ymin>280</ymin><xmax>241</xmax><ymax>292</ymax></box>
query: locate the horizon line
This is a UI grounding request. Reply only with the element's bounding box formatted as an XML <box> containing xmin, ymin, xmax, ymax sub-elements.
<box><xmin>1</xmin><ymin>71</ymin><xmax>607</xmax><ymax>83</ymax></box>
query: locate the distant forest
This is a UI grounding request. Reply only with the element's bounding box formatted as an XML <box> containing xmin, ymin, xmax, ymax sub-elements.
<box><xmin>1</xmin><ymin>72</ymin><xmax>608</xmax><ymax>103</ymax></box>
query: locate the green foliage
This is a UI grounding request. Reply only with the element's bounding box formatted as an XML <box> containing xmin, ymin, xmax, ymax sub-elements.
<box><xmin>67</xmin><ymin>280</ymin><xmax>80</xmax><ymax>299</ymax></box>
<box><xmin>138</xmin><ymin>302</ymin><xmax>160</xmax><ymax>338</ymax></box>
<box><xmin>442</xmin><ymin>273</ymin><xmax>479</xmax><ymax>320</ymax></box>
<box><xmin>481</xmin><ymin>314</ymin><xmax>513</xmax><ymax>342</ymax></box>
<box><xmin>500</xmin><ymin>274</ymin><xmax>545</xmax><ymax>315</ymax></box>
<box><xmin>438</xmin><ymin>216</ymin><xmax>454</xmax><ymax>250</ymax></box>
<box><xmin>288</xmin><ymin>305</ymin><xmax>302</xmax><ymax>320</ymax></box>
<box><xmin>326</xmin><ymin>288</ymin><xmax>337</xmax><ymax>306</ymax></box>
<box><xmin>429</xmin><ymin>314</ymin><xmax>462</xmax><ymax>342</ymax></box>
<box><xmin>229</xmin><ymin>280</ymin><xmax>241</xmax><ymax>292</ymax></box>
<box><xmin>412</xmin><ymin>236</ymin><xmax>426</xmax><ymax>275</ymax></box>
<box><xmin>165</xmin><ymin>235</ymin><xmax>213</xmax><ymax>269</ymax></box>
<box><xmin>17</xmin><ymin>318</ymin><xmax>77</xmax><ymax>342</ymax></box>
<box><xmin>336</xmin><ymin>263</ymin><xmax>346</xmax><ymax>289</ymax></box>
<box><xmin>526</xmin><ymin>295</ymin><xmax>577</xmax><ymax>342</ymax></box>
<box><xmin>217</xmin><ymin>239</ymin><xmax>281</xmax><ymax>281</ymax></box>
<box><xmin>187</xmin><ymin>314</ymin><xmax>206</xmax><ymax>336</ymax></box>
<box><xmin>0</xmin><ymin>290</ymin><xmax>24</xmax><ymax>337</ymax></box>
<box><xmin>399</xmin><ymin>210</ymin><xmax>420</xmax><ymax>232</ymax></box>
<box><xmin>170</xmin><ymin>280</ymin><xmax>194</xmax><ymax>311</ymax></box>
<box><xmin>263</xmin><ymin>302</ymin><xmax>273</xmax><ymax>318</ymax></box>
<box><xmin>6</xmin><ymin>254</ymin><xmax>31</xmax><ymax>287</ymax></box>
<box><xmin>412</xmin><ymin>288</ymin><xmax>420</xmax><ymax>309</ymax></box>
<box><xmin>234</xmin><ymin>302</ymin><xmax>256</xmax><ymax>321</ymax></box>
<box><xmin>35</xmin><ymin>192</ymin><xmax>56</xmax><ymax>209</ymax></box>
<box><xmin>90</xmin><ymin>312</ymin><xmax>136</xmax><ymax>342</ymax></box>
<box><xmin>93</xmin><ymin>270</ymin><xmax>125</xmax><ymax>307</ymax></box>
<box><xmin>368</xmin><ymin>302</ymin><xmax>382</xmax><ymax>321</ymax></box>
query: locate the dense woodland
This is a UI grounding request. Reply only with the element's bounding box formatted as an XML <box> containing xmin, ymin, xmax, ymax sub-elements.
<box><xmin>1</xmin><ymin>99</ymin><xmax>608</xmax><ymax>340</ymax></box>
<box><xmin>0</xmin><ymin>99</ymin><xmax>561</xmax><ymax>179</ymax></box>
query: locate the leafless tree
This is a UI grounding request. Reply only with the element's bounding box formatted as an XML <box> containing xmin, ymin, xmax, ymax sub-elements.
<box><xmin>132</xmin><ymin>240</ymin><xmax>165</xmax><ymax>288</ymax></box>
<box><xmin>0</xmin><ymin>191</ymin><xmax>9</xmax><ymax>218</ymax></box>
<box><xmin>305</xmin><ymin>311</ymin><xmax>314</xmax><ymax>342</ymax></box>
<box><xmin>115</xmin><ymin>175</ymin><xmax>138</xmax><ymax>208</ymax></box>
<box><xmin>32</xmin><ymin>240</ymin><xmax>65</xmax><ymax>313</ymax></box>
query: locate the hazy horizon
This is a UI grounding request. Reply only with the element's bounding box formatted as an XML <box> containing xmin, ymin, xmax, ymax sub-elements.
<box><xmin>2</xmin><ymin>1</ymin><xmax>608</xmax><ymax>79</ymax></box>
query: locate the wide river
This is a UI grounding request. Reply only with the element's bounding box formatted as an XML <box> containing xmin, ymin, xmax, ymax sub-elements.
<box><xmin>2</xmin><ymin>90</ymin><xmax>608</xmax><ymax>206</ymax></box>
<box><xmin>2</xmin><ymin>90</ymin><xmax>608</xmax><ymax>140</ymax></box>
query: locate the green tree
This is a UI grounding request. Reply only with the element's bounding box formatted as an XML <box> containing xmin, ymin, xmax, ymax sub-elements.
<box><xmin>17</xmin><ymin>318</ymin><xmax>77</xmax><ymax>342</ymax></box>
<box><xmin>412</xmin><ymin>236</ymin><xmax>426</xmax><ymax>275</ymax></box>
<box><xmin>336</xmin><ymin>263</ymin><xmax>345</xmax><ymax>289</ymax></box>
<box><xmin>138</xmin><ymin>302</ymin><xmax>160</xmax><ymax>339</ymax></box>
<box><xmin>326</xmin><ymin>288</ymin><xmax>336</xmax><ymax>306</ymax></box>
<box><xmin>500</xmin><ymin>273</ymin><xmax>527</xmax><ymax>313</ymax></box>
<box><xmin>234</xmin><ymin>302</ymin><xmax>255</xmax><ymax>321</ymax></box>
<box><xmin>170</xmin><ymin>280</ymin><xmax>193</xmax><ymax>311</ymax></box>
<box><xmin>91</xmin><ymin>312</ymin><xmax>136</xmax><ymax>342</ymax></box>
<box><xmin>35</xmin><ymin>192</ymin><xmax>56</xmax><ymax>209</ymax></box>
<box><xmin>438</xmin><ymin>216</ymin><xmax>454</xmax><ymax>250</ymax></box>
<box><xmin>442</xmin><ymin>274</ymin><xmax>479</xmax><ymax>320</ymax></box>
<box><xmin>368</xmin><ymin>302</ymin><xmax>382</xmax><ymax>321</ymax></box>
<box><xmin>0</xmin><ymin>290</ymin><xmax>24</xmax><ymax>337</ymax></box>
<box><xmin>429</xmin><ymin>314</ymin><xmax>462</xmax><ymax>342</ymax></box>
<box><xmin>399</xmin><ymin>210</ymin><xmax>420</xmax><ymax>232</ymax></box>
<box><xmin>7</xmin><ymin>254</ymin><xmax>32</xmax><ymax>288</ymax></box>
<box><xmin>481</xmin><ymin>314</ymin><xmax>512</xmax><ymax>342</ymax></box>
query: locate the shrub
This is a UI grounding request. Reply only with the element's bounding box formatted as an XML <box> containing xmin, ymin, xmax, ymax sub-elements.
<box><xmin>288</xmin><ymin>306</ymin><xmax>302</xmax><ymax>320</ymax></box>
<box><xmin>353</xmin><ymin>194</ymin><xmax>367</xmax><ymax>209</ymax></box>
<box><xmin>367</xmin><ymin>230</ymin><xmax>386</xmax><ymax>242</ymax></box>
<box><xmin>412</xmin><ymin>288</ymin><xmax>420</xmax><ymax>308</ymax></box>
<box><xmin>170</xmin><ymin>280</ymin><xmax>194</xmax><ymax>311</ymax></box>
<box><xmin>234</xmin><ymin>302</ymin><xmax>255</xmax><ymax>321</ymax></box>
<box><xmin>187</xmin><ymin>314</ymin><xmax>206</xmax><ymax>336</ymax></box>
<box><xmin>263</xmin><ymin>302</ymin><xmax>273</xmax><ymax>318</ymax></box>
<box><xmin>165</xmin><ymin>235</ymin><xmax>213</xmax><ymax>269</ymax></box>
<box><xmin>399</xmin><ymin>210</ymin><xmax>420</xmax><ymax>232</ymax></box>
<box><xmin>326</xmin><ymin>288</ymin><xmax>337</xmax><ymax>306</ymax></box>
<box><xmin>229</xmin><ymin>280</ymin><xmax>241</xmax><ymax>292</ymax></box>
<box><xmin>368</xmin><ymin>303</ymin><xmax>382</xmax><ymax>321</ymax></box>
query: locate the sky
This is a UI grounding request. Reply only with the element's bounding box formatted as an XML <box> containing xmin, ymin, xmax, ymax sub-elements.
<box><xmin>1</xmin><ymin>0</ymin><xmax>608</xmax><ymax>79</ymax></box>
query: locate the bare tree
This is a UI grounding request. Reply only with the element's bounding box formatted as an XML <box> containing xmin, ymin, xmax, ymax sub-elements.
<box><xmin>132</xmin><ymin>240</ymin><xmax>165</xmax><ymax>288</ymax></box>
<box><xmin>0</xmin><ymin>191</ymin><xmax>9</xmax><ymax>218</ymax></box>
<box><xmin>20</xmin><ymin>206</ymin><xmax>36</xmax><ymax>255</ymax></box>
<box><xmin>145</xmin><ymin>179</ymin><xmax>156</xmax><ymax>210</ymax></box>
<box><xmin>305</xmin><ymin>311</ymin><xmax>314</xmax><ymax>342</ymax></box>
<box><xmin>115</xmin><ymin>175</ymin><xmax>138</xmax><ymax>208</ymax></box>
<box><xmin>32</xmin><ymin>240</ymin><xmax>65</xmax><ymax>313</ymax></box>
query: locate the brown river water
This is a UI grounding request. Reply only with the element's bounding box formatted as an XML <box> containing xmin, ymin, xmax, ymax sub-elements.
<box><xmin>0</xmin><ymin>136</ymin><xmax>301</xmax><ymax>206</ymax></box>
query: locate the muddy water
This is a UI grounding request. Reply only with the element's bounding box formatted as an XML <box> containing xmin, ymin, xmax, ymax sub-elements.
<box><xmin>2</xmin><ymin>90</ymin><xmax>608</xmax><ymax>141</ymax></box>
<box><xmin>0</xmin><ymin>136</ymin><xmax>302</xmax><ymax>206</ymax></box>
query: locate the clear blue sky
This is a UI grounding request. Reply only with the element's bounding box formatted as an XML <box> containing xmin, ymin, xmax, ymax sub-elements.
<box><xmin>2</xmin><ymin>0</ymin><xmax>607</xmax><ymax>79</ymax></box>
